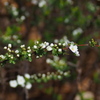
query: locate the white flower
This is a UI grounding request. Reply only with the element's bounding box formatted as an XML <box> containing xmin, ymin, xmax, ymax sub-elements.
<box><xmin>0</xmin><ymin>55</ymin><xmax>5</xmax><ymax>59</ymax></box>
<box><xmin>69</xmin><ymin>44</ymin><xmax>78</xmax><ymax>53</ymax></box>
<box><xmin>7</xmin><ymin>48</ymin><xmax>11</xmax><ymax>52</ymax></box>
<box><xmin>25</xmin><ymin>82</ymin><xmax>32</xmax><ymax>89</ymax></box>
<box><xmin>36</xmin><ymin>56</ymin><xmax>39</xmax><ymax>58</ymax></box>
<box><xmin>58</xmin><ymin>49</ymin><xmax>62</xmax><ymax>52</ymax></box>
<box><xmin>9</xmin><ymin>80</ymin><xmax>18</xmax><ymax>88</ymax></box>
<box><xmin>17</xmin><ymin>40</ymin><xmax>21</xmax><ymax>43</ymax></box>
<box><xmin>13</xmin><ymin>35</ymin><xmax>18</xmax><ymax>39</ymax></box>
<box><xmin>27</xmin><ymin>50</ymin><xmax>31</xmax><ymax>52</ymax></box>
<box><xmin>20</xmin><ymin>16</ymin><xmax>25</xmax><ymax>21</ymax></box>
<box><xmin>15</xmin><ymin>50</ymin><xmax>19</xmax><ymax>53</ymax></box>
<box><xmin>40</xmin><ymin>43</ymin><xmax>46</xmax><ymax>48</ymax></box>
<box><xmin>17</xmin><ymin>54</ymin><xmax>20</xmax><ymax>57</ymax></box>
<box><xmin>11</xmin><ymin>56</ymin><xmax>14</xmax><ymax>59</ymax></box>
<box><xmin>20</xmin><ymin>45</ymin><xmax>25</xmax><ymax>48</ymax></box>
<box><xmin>50</xmin><ymin>43</ymin><xmax>54</xmax><ymax>47</ymax></box>
<box><xmin>31</xmin><ymin>0</ymin><xmax>38</xmax><ymax>4</ymax></box>
<box><xmin>46</xmin><ymin>46</ymin><xmax>52</xmax><ymax>51</ymax></box>
<box><xmin>46</xmin><ymin>58</ymin><xmax>52</xmax><ymax>63</ymax></box>
<box><xmin>4</xmin><ymin>46</ymin><xmax>7</xmax><ymax>49</ymax></box>
<box><xmin>8</xmin><ymin>44</ymin><xmax>12</xmax><ymax>48</ymax></box>
<box><xmin>72</xmin><ymin>28</ymin><xmax>83</xmax><ymax>36</ymax></box>
<box><xmin>44</xmin><ymin>42</ymin><xmax>49</xmax><ymax>46</ymax></box>
<box><xmin>27</xmin><ymin>46</ymin><xmax>31</xmax><ymax>49</ymax></box>
<box><xmin>54</xmin><ymin>39</ymin><xmax>58</xmax><ymax>43</ymax></box>
<box><xmin>25</xmin><ymin>73</ymin><xmax>30</xmax><ymax>79</ymax></box>
<box><xmin>39</xmin><ymin>0</ymin><xmax>46</xmax><ymax>7</ymax></box>
<box><xmin>17</xmin><ymin>75</ymin><xmax>25</xmax><ymax>87</ymax></box>
<box><xmin>13</xmin><ymin>11</ymin><xmax>18</xmax><ymax>16</ymax></box>
<box><xmin>69</xmin><ymin>44</ymin><xmax>80</xmax><ymax>56</ymax></box>
<box><xmin>28</xmin><ymin>54</ymin><xmax>31</xmax><ymax>57</ymax></box>
<box><xmin>33</xmin><ymin>45</ymin><xmax>37</xmax><ymax>49</ymax></box>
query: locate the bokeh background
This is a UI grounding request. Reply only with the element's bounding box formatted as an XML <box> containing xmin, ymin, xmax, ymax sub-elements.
<box><xmin>0</xmin><ymin>0</ymin><xmax>100</xmax><ymax>100</ymax></box>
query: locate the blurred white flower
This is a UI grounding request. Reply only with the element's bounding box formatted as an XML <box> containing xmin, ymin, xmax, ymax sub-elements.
<box><xmin>46</xmin><ymin>46</ymin><xmax>52</xmax><ymax>51</ymax></box>
<box><xmin>46</xmin><ymin>58</ymin><xmax>52</xmax><ymax>63</ymax></box>
<box><xmin>25</xmin><ymin>73</ymin><xmax>30</xmax><ymax>79</ymax></box>
<box><xmin>31</xmin><ymin>0</ymin><xmax>38</xmax><ymax>5</ymax></box>
<box><xmin>72</xmin><ymin>28</ymin><xmax>83</xmax><ymax>36</ymax></box>
<box><xmin>9</xmin><ymin>80</ymin><xmax>18</xmax><ymax>88</ymax></box>
<box><xmin>20</xmin><ymin>16</ymin><xmax>25</xmax><ymax>21</ymax></box>
<box><xmin>33</xmin><ymin>45</ymin><xmax>37</xmax><ymax>49</ymax></box>
<box><xmin>25</xmin><ymin>82</ymin><xmax>32</xmax><ymax>89</ymax></box>
<box><xmin>58</xmin><ymin>49</ymin><xmax>62</xmax><ymax>52</ymax></box>
<box><xmin>8</xmin><ymin>44</ymin><xmax>12</xmax><ymax>48</ymax></box>
<box><xmin>0</xmin><ymin>55</ymin><xmax>5</xmax><ymax>59</ymax></box>
<box><xmin>15</xmin><ymin>50</ymin><xmax>19</xmax><ymax>53</ymax></box>
<box><xmin>39</xmin><ymin>0</ymin><xmax>46</xmax><ymax>7</ymax></box>
<box><xmin>17</xmin><ymin>75</ymin><xmax>25</xmax><ymax>87</ymax></box>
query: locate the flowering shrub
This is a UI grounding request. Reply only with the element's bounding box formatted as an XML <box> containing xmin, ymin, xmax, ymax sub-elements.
<box><xmin>0</xmin><ymin>0</ymin><xmax>99</xmax><ymax>100</ymax></box>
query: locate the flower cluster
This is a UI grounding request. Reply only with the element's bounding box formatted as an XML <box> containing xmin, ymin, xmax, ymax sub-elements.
<box><xmin>54</xmin><ymin>36</ymin><xmax>80</xmax><ymax>56</ymax></box>
<box><xmin>9</xmin><ymin>74</ymin><xmax>32</xmax><ymax>89</ymax></box>
<box><xmin>0</xmin><ymin>36</ymin><xmax>80</xmax><ymax>66</ymax></box>
<box><xmin>4</xmin><ymin>3</ymin><xmax>26</xmax><ymax>23</ymax></box>
<box><xmin>9</xmin><ymin>71</ymin><xmax>69</xmax><ymax>89</ymax></box>
<box><xmin>46</xmin><ymin>56</ymin><xmax>68</xmax><ymax>71</ymax></box>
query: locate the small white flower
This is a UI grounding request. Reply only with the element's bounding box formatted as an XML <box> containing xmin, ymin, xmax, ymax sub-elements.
<box><xmin>28</xmin><ymin>54</ymin><xmax>31</xmax><ymax>57</ymax></box>
<box><xmin>58</xmin><ymin>75</ymin><xmax>62</xmax><ymax>79</ymax></box>
<box><xmin>44</xmin><ymin>42</ymin><xmax>49</xmax><ymax>46</ymax></box>
<box><xmin>27</xmin><ymin>50</ymin><xmax>31</xmax><ymax>52</ymax></box>
<box><xmin>9</xmin><ymin>80</ymin><xmax>17</xmax><ymax>88</ymax></box>
<box><xmin>8</xmin><ymin>44</ymin><xmax>12</xmax><ymax>48</ymax></box>
<box><xmin>33</xmin><ymin>45</ymin><xmax>37</xmax><ymax>49</ymax></box>
<box><xmin>17</xmin><ymin>40</ymin><xmax>21</xmax><ymax>43</ymax></box>
<box><xmin>31</xmin><ymin>0</ymin><xmax>38</xmax><ymax>5</ymax></box>
<box><xmin>42</xmin><ymin>74</ymin><xmax>46</xmax><ymax>78</ymax></box>
<box><xmin>36</xmin><ymin>56</ymin><xmax>39</xmax><ymax>58</ymax></box>
<box><xmin>13</xmin><ymin>35</ymin><xmax>18</xmax><ymax>39</ymax></box>
<box><xmin>46</xmin><ymin>58</ymin><xmax>52</xmax><ymax>63</ymax></box>
<box><xmin>0</xmin><ymin>55</ymin><xmax>5</xmax><ymax>59</ymax></box>
<box><xmin>17</xmin><ymin>54</ymin><xmax>20</xmax><ymax>57</ymax></box>
<box><xmin>69</xmin><ymin>44</ymin><xmax>78</xmax><ymax>53</ymax></box>
<box><xmin>15</xmin><ymin>50</ymin><xmax>19</xmax><ymax>53</ymax></box>
<box><xmin>17</xmin><ymin>75</ymin><xmax>25</xmax><ymax>86</ymax></box>
<box><xmin>7</xmin><ymin>48</ymin><xmax>11</xmax><ymax>52</ymax></box>
<box><xmin>25</xmin><ymin>82</ymin><xmax>32</xmax><ymax>89</ymax></box>
<box><xmin>12</xmin><ymin>6</ymin><xmax>16</xmax><ymax>11</ymax></box>
<box><xmin>39</xmin><ymin>0</ymin><xmax>46</xmax><ymax>7</ymax></box>
<box><xmin>20</xmin><ymin>45</ymin><xmax>25</xmax><ymax>48</ymax></box>
<box><xmin>20</xmin><ymin>16</ymin><xmax>25</xmax><ymax>21</ymax></box>
<box><xmin>25</xmin><ymin>73</ymin><xmax>30</xmax><ymax>79</ymax></box>
<box><xmin>58</xmin><ymin>49</ymin><xmax>62</xmax><ymax>52</ymax></box>
<box><xmin>58</xmin><ymin>43</ymin><xmax>61</xmax><ymax>45</ymax></box>
<box><xmin>40</xmin><ymin>43</ymin><xmax>46</xmax><ymax>48</ymax></box>
<box><xmin>50</xmin><ymin>43</ymin><xmax>54</xmax><ymax>47</ymax></box>
<box><xmin>72</xmin><ymin>28</ymin><xmax>83</xmax><ymax>36</ymax></box>
<box><xmin>27</xmin><ymin>46</ymin><xmax>31</xmax><ymax>49</ymax></box>
<box><xmin>54</xmin><ymin>39</ymin><xmax>58</xmax><ymax>43</ymax></box>
<box><xmin>46</xmin><ymin>46</ymin><xmax>52</xmax><ymax>51</ymax></box>
<box><xmin>11</xmin><ymin>56</ymin><xmax>13</xmax><ymax>59</ymax></box>
<box><xmin>69</xmin><ymin>44</ymin><xmax>80</xmax><ymax>56</ymax></box>
<box><xmin>4</xmin><ymin>46</ymin><xmax>7</xmax><ymax>49</ymax></box>
<box><xmin>13</xmin><ymin>11</ymin><xmax>18</xmax><ymax>16</ymax></box>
